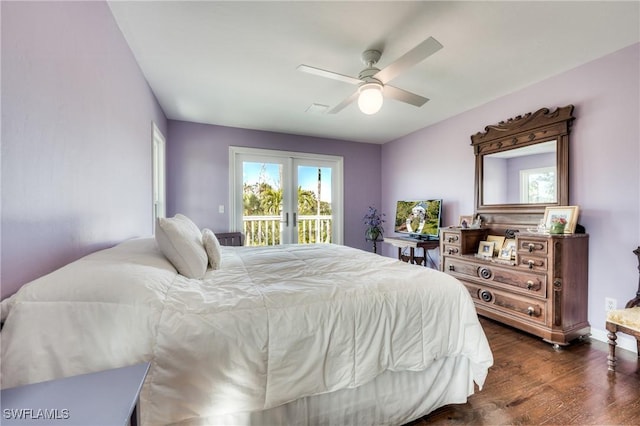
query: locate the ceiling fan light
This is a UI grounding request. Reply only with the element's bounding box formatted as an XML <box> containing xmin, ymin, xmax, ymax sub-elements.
<box><xmin>358</xmin><ymin>83</ymin><xmax>383</xmax><ymax>115</ymax></box>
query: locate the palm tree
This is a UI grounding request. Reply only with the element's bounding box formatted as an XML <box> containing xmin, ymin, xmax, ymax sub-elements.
<box><xmin>243</xmin><ymin>192</ymin><xmax>261</xmax><ymax>215</ymax></box>
<box><xmin>297</xmin><ymin>187</ymin><xmax>317</xmax><ymax>215</ymax></box>
<box><xmin>260</xmin><ymin>186</ymin><xmax>282</xmax><ymax>215</ymax></box>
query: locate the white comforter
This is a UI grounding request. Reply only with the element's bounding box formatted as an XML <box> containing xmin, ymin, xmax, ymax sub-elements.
<box><xmin>1</xmin><ymin>238</ymin><xmax>492</xmax><ymax>425</ymax></box>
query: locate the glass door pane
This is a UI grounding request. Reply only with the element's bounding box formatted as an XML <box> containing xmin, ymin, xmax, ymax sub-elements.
<box><xmin>242</xmin><ymin>161</ymin><xmax>286</xmax><ymax>246</ymax></box>
<box><xmin>296</xmin><ymin>165</ymin><xmax>332</xmax><ymax>244</ymax></box>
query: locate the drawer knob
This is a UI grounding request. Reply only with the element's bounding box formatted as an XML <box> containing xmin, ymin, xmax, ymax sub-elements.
<box><xmin>527</xmin><ymin>280</ymin><xmax>534</xmax><ymax>290</ymax></box>
<box><xmin>479</xmin><ymin>267</ymin><xmax>492</xmax><ymax>279</ymax></box>
<box><xmin>448</xmin><ymin>265</ymin><xmax>455</xmax><ymax>272</ymax></box>
<box><xmin>448</xmin><ymin>248</ymin><xmax>458</xmax><ymax>255</ymax></box>
<box><xmin>528</xmin><ymin>260</ymin><xmax>535</xmax><ymax>269</ymax></box>
<box><xmin>527</xmin><ymin>306</ymin><xmax>535</xmax><ymax>316</ymax></box>
<box><xmin>528</xmin><ymin>243</ymin><xmax>535</xmax><ymax>253</ymax></box>
<box><xmin>447</xmin><ymin>236</ymin><xmax>458</xmax><ymax>243</ymax></box>
<box><xmin>480</xmin><ymin>290</ymin><xmax>493</xmax><ymax>302</ymax></box>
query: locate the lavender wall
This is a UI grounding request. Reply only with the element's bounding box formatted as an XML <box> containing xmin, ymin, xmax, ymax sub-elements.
<box><xmin>166</xmin><ymin>121</ymin><xmax>381</xmax><ymax>251</ymax></box>
<box><xmin>1</xmin><ymin>2</ymin><xmax>167</xmax><ymax>298</ymax></box>
<box><xmin>381</xmin><ymin>43</ymin><xmax>640</xmax><ymax>346</ymax></box>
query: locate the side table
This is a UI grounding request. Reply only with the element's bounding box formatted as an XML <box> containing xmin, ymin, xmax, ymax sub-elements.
<box><xmin>383</xmin><ymin>236</ymin><xmax>440</xmax><ymax>268</ymax></box>
<box><xmin>365</xmin><ymin>236</ymin><xmax>383</xmax><ymax>253</ymax></box>
<box><xmin>0</xmin><ymin>362</ymin><xmax>150</xmax><ymax>425</ymax></box>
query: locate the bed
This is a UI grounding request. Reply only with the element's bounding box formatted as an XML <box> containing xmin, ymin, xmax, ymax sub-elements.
<box><xmin>1</xmin><ymin>217</ymin><xmax>493</xmax><ymax>425</ymax></box>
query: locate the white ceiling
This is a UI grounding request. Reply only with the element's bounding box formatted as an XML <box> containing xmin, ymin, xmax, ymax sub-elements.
<box><xmin>108</xmin><ymin>1</ymin><xmax>639</xmax><ymax>144</ymax></box>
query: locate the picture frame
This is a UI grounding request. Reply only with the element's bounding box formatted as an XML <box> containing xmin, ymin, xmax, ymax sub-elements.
<box><xmin>458</xmin><ymin>215</ymin><xmax>473</xmax><ymax>228</ymax></box>
<box><xmin>486</xmin><ymin>235</ymin><xmax>505</xmax><ymax>257</ymax></box>
<box><xmin>477</xmin><ymin>241</ymin><xmax>495</xmax><ymax>258</ymax></box>
<box><xmin>499</xmin><ymin>239</ymin><xmax>516</xmax><ymax>260</ymax></box>
<box><xmin>542</xmin><ymin>206</ymin><xmax>579</xmax><ymax>234</ymax></box>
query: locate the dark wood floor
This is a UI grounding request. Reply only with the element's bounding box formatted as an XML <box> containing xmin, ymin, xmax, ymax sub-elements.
<box><xmin>409</xmin><ymin>317</ymin><xmax>640</xmax><ymax>426</ymax></box>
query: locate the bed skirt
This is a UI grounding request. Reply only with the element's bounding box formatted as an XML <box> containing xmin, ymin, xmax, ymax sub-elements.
<box><xmin>172</xmin><ymin>355</ymin><xmax>473</xmax><ymax>425</ymax></box>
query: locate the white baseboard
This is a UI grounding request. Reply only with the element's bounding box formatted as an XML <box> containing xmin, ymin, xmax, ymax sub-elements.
<box><xmin>590</xmin><ymin>326</ymin><xmax>638</xmax><ymax>355</ymax></box>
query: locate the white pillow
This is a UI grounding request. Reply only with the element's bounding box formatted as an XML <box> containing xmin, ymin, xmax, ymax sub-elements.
<box><xmin>155</xmin><ymin>214</ymin><xmax>208</xmax><ymax>279</ymax></box>
<box><xmin>201</xmin><ymin>228</ymin><xmax>222</xmax><ymax>270</ymax></box>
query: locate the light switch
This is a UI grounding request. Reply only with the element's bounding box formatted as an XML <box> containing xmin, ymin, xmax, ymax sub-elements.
<box><xmin>218</xmin><ymin>205</ymin><xmax>224</xmax><ymax>214</ymax></box>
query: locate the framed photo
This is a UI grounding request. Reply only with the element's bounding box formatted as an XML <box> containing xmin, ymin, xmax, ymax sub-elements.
<box><xmin>477</xmin><ymin>241</ymin><xmax>495</xmax><ymax>257</ymax></box>
<box><xmin>486</xmin><ymin>235</ymin><xmax>505</xmax><ymax>257</ymax></box>
<box><xmin>543</xmin><ymin>206</ymin><xmax>579</xmax><ymax>234</ymax></box>
<box><xmin>458</xmin><ymin>215</ymin><xmax>473</xmax><ymax>228</ymax></box>
<box><xmin>499</xmin><ymin>239</ymin><xmax>516</xmax><ymax>260</ymax></box>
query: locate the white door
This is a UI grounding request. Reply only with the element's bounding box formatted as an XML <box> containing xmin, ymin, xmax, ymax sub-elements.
<box><xmin>229</xmin><ymin>147</ymin><xmax>343</xmax><ymax>246</ymax></box>
<box><xmin>152</xmin><ymin>122</ymin><xmax>166</xmax><ymax>230</ymax></box>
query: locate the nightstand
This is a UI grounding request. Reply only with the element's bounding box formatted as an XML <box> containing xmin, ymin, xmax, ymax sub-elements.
<box><xmin>0</xmin><ymin>362</ymin><xmax>149</xmax><ymax>425</ymax></box>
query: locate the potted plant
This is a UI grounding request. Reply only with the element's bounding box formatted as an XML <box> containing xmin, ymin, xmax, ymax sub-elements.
<box><xmin>363</xmin><ymin>206</ymin><xmax>385</xmax><ymax>241</ymax></box>
<box><xmin>549</xmin><ymin>217</ymin><xmax>567</xmax><ymax>234</ymax></box>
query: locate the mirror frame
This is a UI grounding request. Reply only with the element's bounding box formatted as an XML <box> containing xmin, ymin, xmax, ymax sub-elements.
<box><xmin>471</xmin><ymin>105</ymin><xmax>575</xmax><ymax>215</ymax></box>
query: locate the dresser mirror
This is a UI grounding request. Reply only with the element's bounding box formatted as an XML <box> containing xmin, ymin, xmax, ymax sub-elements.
<box><xmin>471</xmin><ymin>105</ymin><xmax>574</xmax><ymax>217</ymax></box>
<box><xmin>482</xmin><ymin>140</ymin><xmax>557</xmax><ymax>205</ymax></box>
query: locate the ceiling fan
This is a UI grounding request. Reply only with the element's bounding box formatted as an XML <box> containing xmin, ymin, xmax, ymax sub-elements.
<box><xmin>297</xmin><ymin>36</ymin><xmax>443</xmax><ymax>115</ymax></box>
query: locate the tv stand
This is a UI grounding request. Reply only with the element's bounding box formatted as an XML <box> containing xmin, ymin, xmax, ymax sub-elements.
<box><xmin>383</xmin><ymin>236</ymin><xmax>440</xmax><ymax>268</ymax></box>
<box><xmin>412</xmin><ymin>234</ymin><xmax>438</xmax><ymax>241</ymax></box>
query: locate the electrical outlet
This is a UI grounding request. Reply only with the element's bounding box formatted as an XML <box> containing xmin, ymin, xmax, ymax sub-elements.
<box><xmin>605</xmin><ymin>297</ymin><xmax>617</xmax><ymax>312</ymax></box>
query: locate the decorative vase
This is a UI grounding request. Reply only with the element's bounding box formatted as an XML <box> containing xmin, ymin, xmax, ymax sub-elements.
<box><xmin>366</xmin><ymin>227</ymin><xmax>381</xmax><ymax>241</ymax></box>
<box><xmin>549</xmin><ymin>222</ymin><xmax>566</xmax><ymax>235</ymax></box>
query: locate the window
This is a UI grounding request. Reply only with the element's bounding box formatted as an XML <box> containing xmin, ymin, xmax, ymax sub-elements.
<box><xmin>520</xmin><ymin>167</ymin><xmax>555</xmax><ymax>203</ymax></box>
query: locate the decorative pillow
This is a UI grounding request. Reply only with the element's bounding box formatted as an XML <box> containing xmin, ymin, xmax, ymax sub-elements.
<box><xmin>201</xmin><ymin>228</ymin><xmax>222</xmax><ymax>270</ymax></box>
<box><xmin>155</xmin><ymin>214</ymin><xmax>208</xmax><ymax>279</ymax></box>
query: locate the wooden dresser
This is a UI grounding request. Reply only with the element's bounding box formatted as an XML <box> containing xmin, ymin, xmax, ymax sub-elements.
<box><xmin>443</xmin><ymin>105</ymin><xmax>591</xmax><ymax>346</ymax></box>
<box><xmin>441</xmin><ymin>227</ymin><xmax>589</xmax><ymax>346</ymax></box>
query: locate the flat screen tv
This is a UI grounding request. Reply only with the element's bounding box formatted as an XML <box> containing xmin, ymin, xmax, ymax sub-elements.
<box><xmin>394</xmin><ymin>199</ymin><xmax>442</xmax><ymax>240</ymax></box>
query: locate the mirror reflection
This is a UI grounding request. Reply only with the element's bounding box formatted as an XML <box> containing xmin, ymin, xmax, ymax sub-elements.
<box><xmin>482</xmin><ymin>140</ymin><xmax>557</xmax><ymax>205</ymax></box>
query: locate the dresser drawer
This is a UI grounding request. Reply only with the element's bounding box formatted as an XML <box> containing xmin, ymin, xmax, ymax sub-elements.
<box><xmin>441</xmin><ymin>230</ymin><xmax>461</xmax><ymax>245</ymax></box>
<box><xmin>463</xmin><ymin>281</ymin><xmax>547</xmax><ymax>325</ymax></box>
<box><xmin>518</xmin><ymin>238</ymin><xmax>548</xmax><ymax>255</ymax></box>
<box><xmin>443</xmin><ymin>244</ymin><xmax>460</xmax><ymax>256</ymax></box>
<box><xmin>440</xmin><ymin>228</ymin><xmax>486</xmax><ymax>255</ymax></box>
<box><xmin>444</xmin><ymin>256</ymin><xmax>478</xmax><ymax>276</ymax></box>
<box><xmin>445</xmin><ymin>257</ymin><xmax>547</xmax><ymax>297</ymax></box>
<box><xmin>517</xmin><ymin>254</ymin><xmax>548</xmax><ymax>272</ymax></box>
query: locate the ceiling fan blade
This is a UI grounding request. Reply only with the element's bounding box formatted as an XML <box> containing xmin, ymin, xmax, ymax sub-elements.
<box><xmin>328</xmin><ymin>91</ymin><xmax>359</xmax><ymax>114</ymax></box>
<box><xmin>297</xmin><ymin>64</ymin><xmax>362</xmax><ymax>86</ymax></box>
<box><xmin>384</xmin><ymin>85</ymin><xmax>429</xmax><ymax>107</ymax></box>
<box><xmin>374</xmin><ymin>36</ymin><xmax>443</xmax><ymax>84</ymax></box>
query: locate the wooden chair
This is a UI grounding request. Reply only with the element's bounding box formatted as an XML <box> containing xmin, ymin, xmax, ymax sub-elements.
<box><xmin>606</xmin><ymin>246</ymin><xmax>640</xmax><ymax>372</ymax></box>
<box><xmin>215</xmin><ymin>232</ymin><xmax>245</xmax><ymax>247</ymax></box>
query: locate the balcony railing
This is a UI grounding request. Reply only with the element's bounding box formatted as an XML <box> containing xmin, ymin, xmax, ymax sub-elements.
<box><xmin>243</xmin><ymin>215</ymin><xmax>332</xmax><ymax>246</ymax></box>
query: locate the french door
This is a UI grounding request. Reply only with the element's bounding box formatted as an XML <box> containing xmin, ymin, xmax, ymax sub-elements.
<box><xmin>229</xmin><ymin>147</ymin><xmax>343</xmax><ymax>245</ymax></box>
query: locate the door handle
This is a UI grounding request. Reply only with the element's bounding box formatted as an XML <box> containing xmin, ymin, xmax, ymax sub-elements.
<box><xmin>293</xmin><ymin>212</ymin><xmax>297</xmax><ymax>226</ymax></box>
<box><xmin>281</xmin><ymin>212</ymin><xmax>289</xmax><ymax>227</ymax></box>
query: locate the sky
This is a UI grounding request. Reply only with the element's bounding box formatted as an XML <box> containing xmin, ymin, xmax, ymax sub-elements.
<box><xmin>243</xmin><ymin>162</ymin><xmax>332</xmax><ymax>202</ymax></box>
